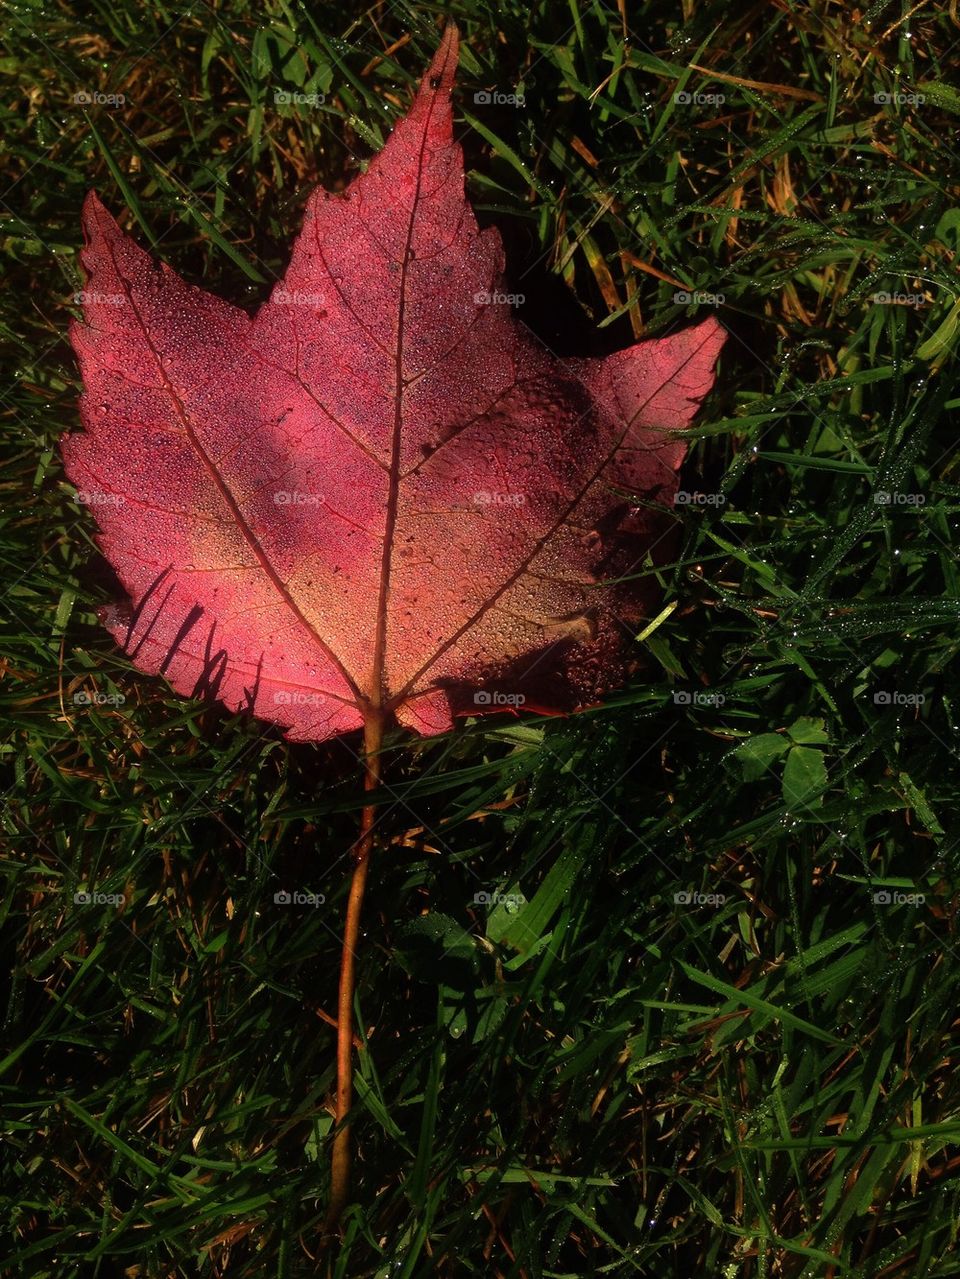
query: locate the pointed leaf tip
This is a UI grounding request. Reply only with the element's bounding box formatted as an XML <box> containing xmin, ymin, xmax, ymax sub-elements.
<box><xmin>421</xmin><ymin>21</ymin><xmax>459</xmax><ymax>94</ymax></box>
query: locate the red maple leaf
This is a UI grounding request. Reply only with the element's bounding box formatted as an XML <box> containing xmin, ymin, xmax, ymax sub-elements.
<box><xmin>63</xmin><ymin>23</ymin><xmax>725</xmax><ymax>745</ymax></box>
<box><xmin>62</xmin><ymin>25</ymin><xmax>729</xmax><ymax>1232</ymax></box>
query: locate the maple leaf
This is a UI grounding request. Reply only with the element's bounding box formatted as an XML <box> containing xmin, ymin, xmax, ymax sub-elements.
<box><xmin>63</xmin><ymin>23</ymin><xmax>725</xmax><ymax>745</ymax></box>
<box><xmin>62</xmin><ymin>25</ymin><xmax>729</xmax><ymax>1231</ymax></box>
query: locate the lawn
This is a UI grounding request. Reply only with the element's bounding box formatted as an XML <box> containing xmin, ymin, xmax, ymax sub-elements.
<box><xmin>2</xmin><ymin>1</ymin><xmax>960</xmax><ymax>1276</ymax></box>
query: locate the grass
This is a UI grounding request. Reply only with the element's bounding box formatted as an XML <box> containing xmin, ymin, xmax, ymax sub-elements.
<box><xmin>3</xmin><ymin>0</ymin><xmax>960</xmax><ymax>1275</ymax></box>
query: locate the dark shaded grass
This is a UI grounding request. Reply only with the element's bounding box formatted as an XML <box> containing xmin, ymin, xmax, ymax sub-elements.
<box><xmin>2</xmin><ymin>0</ymin><xmax>960</xmax><ymax>1275</ymax></box>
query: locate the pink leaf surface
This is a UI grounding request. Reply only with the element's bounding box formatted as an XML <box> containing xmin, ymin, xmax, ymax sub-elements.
<box><xmin>63</xmin><ymin>24</ymin><xmax>725</xmax><ymax>743</ymax></box>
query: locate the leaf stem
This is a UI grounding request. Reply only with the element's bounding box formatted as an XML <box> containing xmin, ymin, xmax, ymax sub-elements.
<box><xmin>324</xmin><ymin>708</ymin><xmax>385</xmax><ymax>1237</ymax></box>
